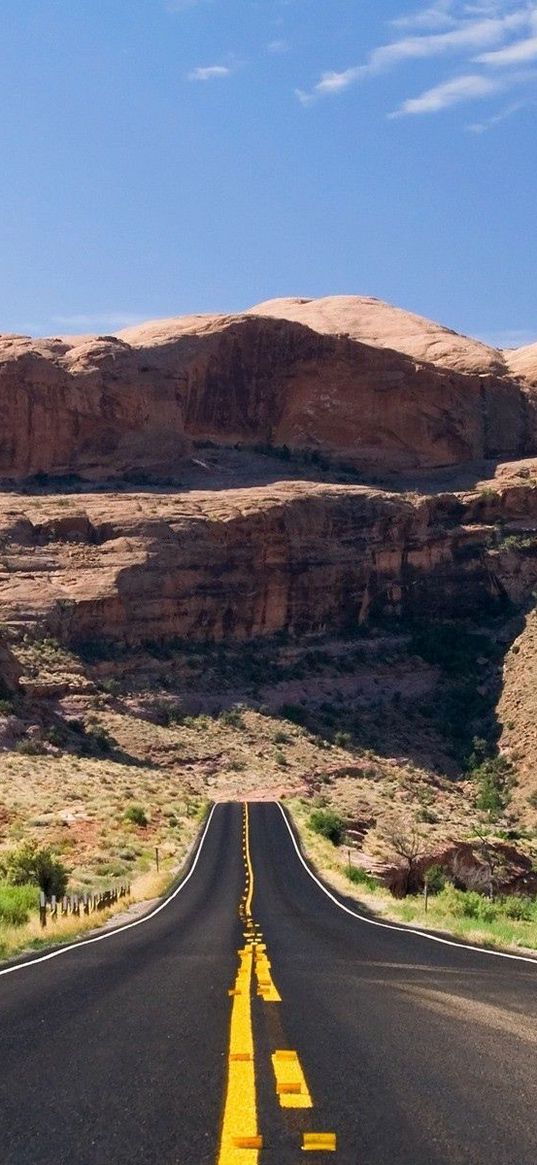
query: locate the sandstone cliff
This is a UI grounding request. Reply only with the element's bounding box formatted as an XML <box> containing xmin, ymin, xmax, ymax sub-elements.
<box><xmin>1</xmin><ymin>475</ymin><xmax>536</xmax><ymax>651</ymax></box>
<box><xmin>0</xmin><ymin>298</ymin><xmax>536</xmax><ymax>481</ymax></box>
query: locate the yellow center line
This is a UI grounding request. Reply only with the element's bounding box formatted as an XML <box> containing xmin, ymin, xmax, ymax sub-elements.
<box><xmin>243</xmin><ymin>803</ymin><xmax>255</xmax><ymax>919</ymax></box>
<box><xmin>271</xmin><ymin>1050</ymin><xmax>312</xmax><ymax>1108</ymax></box>
<box><xmin>216</xmin><ymin>806</ymin><xmax>261</xmax><ymax>1164</ymax></box>
<box><xmin>217</xmin><ymin>804</ymin><xmax>335</xmax><ymax>1159</ymax></box>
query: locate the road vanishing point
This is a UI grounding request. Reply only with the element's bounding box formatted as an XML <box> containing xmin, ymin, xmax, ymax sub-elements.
<box><xmin>1</xmin><ymin>802</ymin><xmax>537</xmax><ymax>1164</ymax></box>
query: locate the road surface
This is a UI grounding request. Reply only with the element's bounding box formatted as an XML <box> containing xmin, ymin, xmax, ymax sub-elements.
<box><xmin>1</xmin><ymin>801</ymin><xmax>537</xmax><ymax>1164</ymax></box>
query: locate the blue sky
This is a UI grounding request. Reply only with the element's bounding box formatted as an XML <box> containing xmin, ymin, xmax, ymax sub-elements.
<box><xmin>0</xmin><ymin>0</ymin><xmax>535</xmax><ymax>346</ymax></box>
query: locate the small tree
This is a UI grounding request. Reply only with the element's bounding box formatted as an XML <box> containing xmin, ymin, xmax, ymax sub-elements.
<box><xmin>2</xmin><ymin>839</ymin><xmax>68</xmax><ymax>897</ymax></box>
<box><xmin>473</xmin><ymin>756</ymin><xmax>513</xmax><ymax>820</ymax></box>
<box><xmin>470</xmin><ymin>824</ymin><xmax>511</xmax><ymax>901</ymax></box>
<box><xmin>384</xmin><ymin>825</ymin><xmax>425</xmax><ymax>895</ymax></box>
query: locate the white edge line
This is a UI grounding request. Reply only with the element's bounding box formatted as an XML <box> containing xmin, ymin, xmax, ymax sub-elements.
<box><xmin>0</xmin><ymin>805</ymin><xmax>217</xmax><ymax>978</ymax></box>
<box><xmin>277</xmin><ymin>804</ymin><xmax>537</xmax><ymax>968</ymax></box>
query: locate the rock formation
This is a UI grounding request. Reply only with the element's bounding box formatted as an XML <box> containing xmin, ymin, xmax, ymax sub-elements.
<box><xmin>1</xmin><ymin>475</ymin><xmax>536</xmax><ymax>651</ymax></box>
<box><xmin>0</xmin><ymin>297</ymin><xmax>536</xmax><ymax>482</ymax></box>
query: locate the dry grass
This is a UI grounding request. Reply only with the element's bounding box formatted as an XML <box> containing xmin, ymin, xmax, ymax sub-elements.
<box><xmin>0</xmin><ymin>811</ymin><xmax>202</xmax><ymax>961</ymax></box>
<box><xmin>289</xmin><ymin>799</ymin><xmax>537</xmax><ymax>958</ymax></box>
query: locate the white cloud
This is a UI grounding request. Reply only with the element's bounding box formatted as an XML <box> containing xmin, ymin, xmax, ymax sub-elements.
<box><xmin>390</xmin><ymin>71</ymin><xmax>502</xmax><ymax>115</ymax></box>
<box><xmin>476</xmin><ymin>32</ymin><xmax>537</xmax><ymax>63</ymax></box>
<box><xmin>187</xmin><ymin>65</ymin><xmax>232</xmax><ymax>81</ymax></box>
<box><xmin>392</xmin><ymin>2</ymin><xmax>457</xmax><ymax>30</ymax></box>
<box><xmin>297</xmin><ymin>9</ymin><xmax>533</xmax><ymax>102</ymax></box>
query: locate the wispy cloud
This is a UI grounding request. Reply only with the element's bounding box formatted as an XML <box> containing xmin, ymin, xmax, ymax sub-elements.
<box><xmin>294</xmin><ymin>1</ymin><xmax>537</xmax><ymax>127</ymax></box>
<box><xmin>187</xmin><ymin>64</ymin><xmax>232</xmax><ymax>81</ymax></box>
<box><xmin>476</xmin><ymin>32</ymin><xmax>537</xmax><ymax>64</ymax></box>
<box><xmin>390</xmin><ymin>71</ymin><xmax>503</xmax><ymax>115</ymax></box>
<box><xmin>297</xmin><ymin>9</ymin><xmax>532</xmax><ymax>104</ymax></box>
<box><xmin>465</xmin><ymin>97</ymin><xmax>526</xmax><ymax>128</ymax></box>
<box><xmin>391</xmin><ymin>1</ymin><xmax>458</xmax><ymax>30</ymax></box>
<box><xmin>268</xmin><ymin>39</ymin><xmax>289</xmax><ymax>54</ymax></box>
<box><xmin>51</xmin><ymin>313</ymin><xmax>146</xmax><ymax>331</ymax></box>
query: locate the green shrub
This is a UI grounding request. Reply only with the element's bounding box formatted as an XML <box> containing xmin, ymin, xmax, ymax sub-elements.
<box><xmin>424</xmin><ymin>863</ymin><xmax>446</xmax><ymax>892</ymax></box>
<box><xmin>437</xmin><ymin>884</ymin><xmax>497</xmax><ymax>922</ymax></box>
<box><xmin>0</xmin><ymin>882</ymin><xmax>37</xmax><ymax>926</ymax></box>
<box><xmin>502</xmin><ymin>895</ymin><xmax>533</xmax><ymax>921</ymax></box>
<box><xmin>474</xmin><ymin>756</ymin><xmax>513</xmax><ymax>818</ymax></box>
<box><xmin>417</xmin><ymin>807</ymin><xmax>439</xmax><ymax>824</ymax></box>
<box><xmin>84</xmin><ymin>725</ymin><xmax>113</xmax><ymax>756</ymax></box>
<box><xmin>1</xmin><ymin>840</ymin><xmax>68</xmax><ymax>897</ymax></box>
<box><xmin>219</xmin><ymin>707</ymin><xmax>245</xmax><ymax>729</ymax></box>
<box><xmin>309</xmin><ymin>808</ymin><xmax>345</xmax><ymax>846</ymax></box>
<box><xmin>346</xmin><ymin>866</ymin><xmax>378</xmax><ymax>891</ymax></box>
<box><xmin>334</xmin><ymin>730</ymin><xmax>352</xmax><ymax>749</ymax></box>
<box><xmin>124</xmin><ymin>804</ymin><xmax>148</xmax><ymax>827</ymax></box>
<box><xmin>15</xmin><ymin>739</ymin><xmax>47</xmax><ymax>757</ymax></box>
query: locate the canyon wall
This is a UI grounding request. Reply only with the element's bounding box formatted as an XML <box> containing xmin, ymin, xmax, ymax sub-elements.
<box><xmin>1</xmin><ymin>481</ymin><xmax>536</xmax><ymax>649</ymax></box>
<box><xmin>1</xmin><ymin>302</ymin><xmax>537</xmax><ymax>482</ymax></box>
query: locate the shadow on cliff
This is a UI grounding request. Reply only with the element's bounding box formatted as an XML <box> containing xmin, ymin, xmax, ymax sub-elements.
<box><xmin>263</xmin><ymin>612</ymin><xmax>527</xmax><ymax>778</ymax></box>
<box><xmin>3</xmin><ymin>449</ymin><xmax>522</xmax><ymax>500</ymax></box>
<box><xmin>85</xmin><ymin>611</ymin><xmax>530</xmax><ymax>782</ymax></box>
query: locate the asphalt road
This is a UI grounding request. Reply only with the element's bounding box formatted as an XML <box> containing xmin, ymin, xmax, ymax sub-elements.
<box><xmin>1</xmin><ymin>802</ymin><xmax>537</xmax><ymax>1164</ymax></box>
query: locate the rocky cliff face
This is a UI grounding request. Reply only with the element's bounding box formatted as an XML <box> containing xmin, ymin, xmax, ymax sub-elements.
<box><xmin>1</xmin><ymin>476</ymin><xmax>536</xmax><ymax>650</ymax></box>
<box><xmin>1</xmin><ymin>298</ymin><xmax>536</xmax><ymax>481</ymax></box>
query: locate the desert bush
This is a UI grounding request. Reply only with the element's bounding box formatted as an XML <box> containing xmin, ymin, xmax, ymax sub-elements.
<box><xmin>424</xmin><ymin>863</ymin><xmax>446</xmax><ymax>892</ymax></box>
<box><xmin>83</xmin><ymin>725</ymin><xmax>113</xmax><ymax>756</ymax></box>
<box><xmin>15</xmin><ymin>739</ymin><xmax>47</xmax><ymax>757</ymax></box>
<box><xmin>473</xmin><ymin>755</ymin><xmax>513</xmax><ymax>818</ymax></box>
<box><xmin>1</xmin><ymin>840</ymin><xmax>68</xmax><ymax>897</ymax></box>
<box><xmin>346</xmin><ymin>866</ymin><xmax>378</xmax><ymax>891</ymax></box>
<box><xmin>123</xmin><ymin>804</ymin><xmax>148</xmax><ymax>827</ymax></box>
<box><xmin>309</xmin><ymin>808</ymin><xmax>345</xmax><ymax>846</ymax></box>
<box><xmin>0</xmin><ymin>883</ymin><xmax>37</xmax><ymax>926</ymax></box>
<box><xmin>417</xmin><ymin>807</ymin><xmax>439</xmax><ymax>824</ymax></box>
<box><xmin>219</xmin><ymin>707</ymin><xmax>245</xmax><ymax>729</ymax></box>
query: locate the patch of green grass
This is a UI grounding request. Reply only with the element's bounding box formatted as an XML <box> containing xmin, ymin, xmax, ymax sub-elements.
<box><xmin>0</xmin><ymin>883</ymin><xmax>37</xmax><ymax>926</ymax></box>
<box><xmin>346</xmin><ymin>866</ymin><xmax>379</xmax><ymax>892</ymax></box>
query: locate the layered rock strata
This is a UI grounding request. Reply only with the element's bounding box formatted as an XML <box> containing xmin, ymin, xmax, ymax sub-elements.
<box><xmin>1</xmin><ymin>297</ymin><xmax>536</xmax><ymax>481</ymax></box>
<box><xmin>1</xmin><ymin>479</ymin><xmax>536</xmax><ymax>649</ymax></box>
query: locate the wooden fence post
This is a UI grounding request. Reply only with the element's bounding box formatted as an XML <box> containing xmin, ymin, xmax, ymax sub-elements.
<box><xmin>39</xmin><ymin>892</ymin><xmax>47</xmax><ymax>928</ymax></box>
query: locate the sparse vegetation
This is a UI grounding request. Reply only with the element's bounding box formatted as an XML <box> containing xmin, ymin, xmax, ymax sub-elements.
<box><xmin>1</xmin><ymin>839</ymin><xmax>68</xmax><ymax>897</ymax></box>
<box><xmin>123</xmin><ymin>804</ymin><xmax>148</xmax><ymax>827</ymax></box>
<box><xmin>346</xmin><ymin>866</ymin><xmax>379</xmax><ymax>891</ymax></box>
<box><xmin>309</xmin><ymin>808</ymin><xmax>345</xmax><ymax>846</ymax></box>
<box><xmin>0</xmin><ymin>883</ymin><xmax>37</xmax><ymax>926</ymax></box>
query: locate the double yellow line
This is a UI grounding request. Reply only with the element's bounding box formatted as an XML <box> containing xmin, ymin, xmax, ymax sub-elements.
<box><xmin>216</xmin><ymin>804</ymin><xmax>335</xmax><ymax>1161</ymax></box>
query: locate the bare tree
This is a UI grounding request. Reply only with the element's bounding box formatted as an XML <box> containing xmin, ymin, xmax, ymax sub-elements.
<box><xmin>470</xmin><ymin>824</ymin><xmax>510</xmax><ymax>901</ymax></box>
<box><xmin>384</xmin><ymin>825</ymin><xmax>425</xmax><ymax>895</ymax></box>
